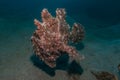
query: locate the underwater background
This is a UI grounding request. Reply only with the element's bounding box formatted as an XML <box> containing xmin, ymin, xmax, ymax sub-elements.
<box><xmin>0</xmin><ymin>0</ymin><xmax>120</xmax><ymax>80</ymax></box>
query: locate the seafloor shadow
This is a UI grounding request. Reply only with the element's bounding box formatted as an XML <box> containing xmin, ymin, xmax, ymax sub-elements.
<box><xmin>67</xmin><ymin>60</ymin><xmax>83</xmax><ymax>75</ymax></box>
<box><xmin>30</xmin><ymin>54</ymin><xmax>56</xmax><ymax>76</ymax></box>
<box><xmin>30</xmin><ymin>53</ymin><xmax>83</xmax><ymax>77</ymax></box>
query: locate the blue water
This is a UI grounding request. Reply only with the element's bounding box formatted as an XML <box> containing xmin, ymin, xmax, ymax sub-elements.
<box><xmin>0</xmin><ymin>0</ymin><xmax>120</xmax><ymax>80</ymax></box>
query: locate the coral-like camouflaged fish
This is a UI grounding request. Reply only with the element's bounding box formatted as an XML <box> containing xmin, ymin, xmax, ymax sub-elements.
<box><xmin>31</xmin><ymin>8</ymin><xmax>85</xmax><ymax>68</ymax></box>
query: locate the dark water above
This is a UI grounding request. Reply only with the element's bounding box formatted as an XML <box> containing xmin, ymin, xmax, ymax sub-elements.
<box><xmin>0</xmin><ymin>0</ymin><xmax>120</xmax><ymax>80</ymax></box>
<box><xmin>0</xmin><ymin>0</ymin><xmax>120</xmax><ymax>23</ymax></box>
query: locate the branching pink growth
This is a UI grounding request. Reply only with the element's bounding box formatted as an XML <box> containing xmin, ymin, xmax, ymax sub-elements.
<box><xmin>31</xmin><ymin>8</ymin><xmax>85</xmax><ymax>68</ymax></box>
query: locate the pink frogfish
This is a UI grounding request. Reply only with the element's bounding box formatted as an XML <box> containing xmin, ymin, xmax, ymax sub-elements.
<box><xmin>31</xmin><ymin>8</ymin><xmax>85</xmax><ymax>68</ymax></box>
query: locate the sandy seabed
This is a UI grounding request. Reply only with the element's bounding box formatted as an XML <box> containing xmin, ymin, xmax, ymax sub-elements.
<box><xmin>0</xmin><ymin>14</ymin><xmax>120</xmax><ymax>80</ymax></box>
